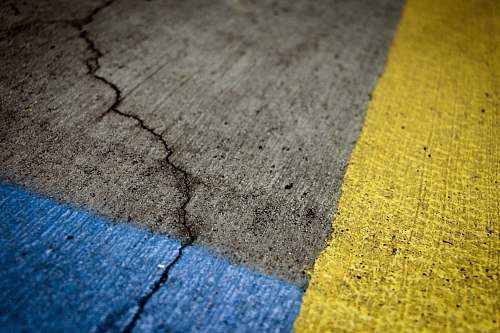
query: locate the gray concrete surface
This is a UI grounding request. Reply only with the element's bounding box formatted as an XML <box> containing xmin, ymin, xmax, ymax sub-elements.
<box><xmin>0</xmin><ymin>0</ymin><xmax>402</xmax><ymax>285</ymax></box>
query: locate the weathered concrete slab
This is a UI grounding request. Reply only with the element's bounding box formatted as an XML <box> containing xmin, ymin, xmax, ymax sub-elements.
<box><xmin>0</xmin><ymin>182</ymin><xmax>302</xmax><ymax>332</ymax></box>
<box><xmin>0</xmin><ymin>0</ymin><xmax>403</xmax><ymax>284</ymax></box>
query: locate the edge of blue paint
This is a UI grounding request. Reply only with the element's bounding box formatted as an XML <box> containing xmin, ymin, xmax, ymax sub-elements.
<box><xmin>0</xmin><ymin>181</ymin><xmax>303</xmax><ymax>333</ymax></box>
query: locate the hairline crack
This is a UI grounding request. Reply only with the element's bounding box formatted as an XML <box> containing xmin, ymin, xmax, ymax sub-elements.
<box><xmin>70</xmin><ymin>1</ymin><xmax>196</xmax><ymax>332</ymax></box>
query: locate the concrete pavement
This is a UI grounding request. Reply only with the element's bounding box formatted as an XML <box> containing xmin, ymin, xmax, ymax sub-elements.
<box><xmin>0</xmin><ymin>0</ymin><xmax>403</xmax><ymax>285</ymax></box>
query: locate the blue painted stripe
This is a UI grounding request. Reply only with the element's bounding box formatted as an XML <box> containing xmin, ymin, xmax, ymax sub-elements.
<box><xmin>134</xmin><ymin>245</ymin><xmax>303</xmax><ymax>333</ymax></box>
<box><xmin>0</xmin><ymin>182</ymin><xmax>182</xmax><ymax>333</ymax></box>
<box><xmin>0</xmin><ymin>182</ymin><xmax>302</xmax><ymax>333</ymax></box>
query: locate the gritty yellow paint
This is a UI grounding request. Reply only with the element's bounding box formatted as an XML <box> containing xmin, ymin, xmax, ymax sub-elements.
<box><xmin>295</xmin><ymin>0</ymin><xmax>499</xmax><ymax>332</ymax></box>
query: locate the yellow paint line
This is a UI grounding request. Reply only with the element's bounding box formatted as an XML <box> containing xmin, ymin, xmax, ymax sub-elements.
<box><xmin>295</xmin><ymin>0</ymin><xmax>499</xmax><ymax>331</ymax></box>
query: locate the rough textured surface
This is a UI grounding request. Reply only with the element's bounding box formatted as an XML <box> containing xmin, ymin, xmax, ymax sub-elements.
<box><xmin>296</xmin><ymin>0</ymin><xmax>500</xmax><ymax>331</ymax></box>
<box><xmin>133</xmin><ymin>245</ymin><xmax>302</xmax><ymax>333</ymax></box>
<box><xmin>0</xmin><ymin>182</ymin><xmax>182</xmax><ymax>333</ymax></box>
<box><xmin>0</xmin><ymin>0</ymin><xmax>403</xmax><ymax>284</ymax></box>
<box><xmin>0</xmin><ymin>182</ymin><xmax>302</xmax><ymax>333</ymax></box>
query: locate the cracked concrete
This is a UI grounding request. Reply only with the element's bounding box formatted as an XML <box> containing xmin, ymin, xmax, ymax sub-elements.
<box><xmin>80</xmin><ymin>8</ymin><xmax>196</xmax><ymax>326</ymax></box>
<box><xmin>1</xmin><ymin>3</ymin><xmax>196</xmax><ymax>326</ymax></box>
<box><xmin>0</xmin><ymin>0</ymin><xmax>403</xmax><ymax>285</ymax></box>
<box><xmin>0</xmin><ymin>182</ymin><xmax>303</xmax><ymax>332</ymax></box>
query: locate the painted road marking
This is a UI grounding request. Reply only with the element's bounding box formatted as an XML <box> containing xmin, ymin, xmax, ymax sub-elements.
<box><xmin>0</xmin><ymin>182</ymin><xmax>301</xmax><ymax>332</ymax></box>
<box><xmin>295</xmin><ymin>0</ymin><xmax>499</xmax><ymax>331</ymax></box>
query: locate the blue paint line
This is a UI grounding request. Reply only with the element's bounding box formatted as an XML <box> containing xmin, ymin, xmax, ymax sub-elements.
<box><xmin>134</xmin><ymin>245</ymin><xmax>303</xmax><ymax>333</ymax></box>
<box><xmin>0</xmin><ymin>182</ymin><xmax>303</xmax><ymax>333</ymax></box>
<box><xmin>0</xmin><ymin>182</ymin><xmax>182</xmax><ymax>333</ymax></box>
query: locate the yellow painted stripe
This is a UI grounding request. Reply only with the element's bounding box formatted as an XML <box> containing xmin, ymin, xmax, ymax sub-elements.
<box><xmin>295</xmin><ymin>0</ymin><xmax>499</xmax><ymax>331</ymax></box>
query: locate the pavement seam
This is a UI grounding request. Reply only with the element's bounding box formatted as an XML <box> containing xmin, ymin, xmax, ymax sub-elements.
<box><xmin>72</xmin><ymin>1</ymin><xmax>196</xmax><ymax>331</ymax></box>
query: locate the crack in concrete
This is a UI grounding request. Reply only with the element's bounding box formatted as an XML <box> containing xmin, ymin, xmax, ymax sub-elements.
<box><xmin>69</xmin><ymin>1</ymin><xmax>197</xmax><ymax>331</ymax></box>
<box><xmin>121</xmin><ymin>242</ymin><xmax>193</xmax><ymax>333</ymax></box>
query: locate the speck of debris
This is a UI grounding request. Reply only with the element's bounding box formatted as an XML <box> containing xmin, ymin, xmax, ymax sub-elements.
<box><xmin>391</xmin><ymin>248</ymin><xmax>398</xmax><ymax>255</ymax></box>
<box><xmin>481</xmin><ymin>108</ymin><xmax>485</xmax><ymax>113</ymax></box>
<box><xmin>356</xmin><ymin>275</ymin><xmax>362</xmax><ymax>279</ymax></box>
<box><xmin>428</xmin><ymin>154</ymin><xmax>431</xmax><ymax>158</ymax></box>
<box><xmin>258</xmin><ymin>145</ymin><xmax>263</xmax><ymax>150</ymax></box>
<box><xmin>66</xmin><ymin>235</ymin><xmax>74</xmax><ymax>240</ymax></box>
<box><xmin>157</xmin><ymin>264</ymin><xmax>166</xmax><ymax>269</ymax></box>
<box><xmin>306</xmin><ymin>208</ymin><xmax>315</xmax><ymax>218</ymax></box>
<box><xmin>401</xmin><ymin>125</ymin><xmax>405</xmax><ymax>129</ymax></box>
<box><xmin>284</xmin><ymin>183</ymin><xmax>293</xmax><ymax>190</ymax></box>
<box><xmin>442</xmin><ymin>240</ymin><xmax>453</xmax><ymax>245</ymax></box>
<box><xmin>423</xmin><ymin>146</ymin><xmax>427</xmax><ymax>151</ymax></box>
